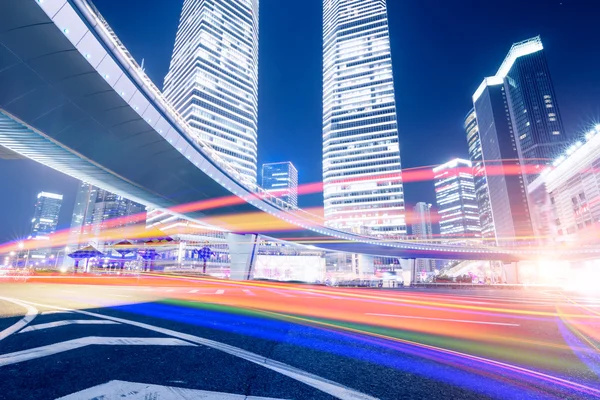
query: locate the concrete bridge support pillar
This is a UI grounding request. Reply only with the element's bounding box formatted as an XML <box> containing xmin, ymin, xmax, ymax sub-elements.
<box><xmin>502</xmin><ymin>262</ymin><xmax>519</xmax><ymax>284</ymax></box>
<box><xmin>400</xmin><ymin>258</ymin><xmax>416</xmax><ymax>286</ymax></box>
<box><xmin>227</xmin><ymin>233</ymin><xmax>259</xmax><ymax>281</ymax></box>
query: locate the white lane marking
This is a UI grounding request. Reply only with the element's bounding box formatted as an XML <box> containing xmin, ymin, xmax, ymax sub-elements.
<box><xmin>267</xmin><ymin>289</ymin><xmax>295</xmax><ymax>298</ymax></box>
<box><xmin>16</xmin><ymin>299</ymin><xmax>376</xmax><ymax>400</ymax></box>
<box><xmin>19</xmin><ymin>320</ymin><xmax>119</xmax><ymax>333</ymax></box>
<box><xmin>56</xmin><ymin>380</ymin><xmax>287</xmax><ymax>400</ymax></box>
<box><xmin>42</xmin><ymin>310</ymin><xmax>73</xmax><ymax>315</ymax></box>
<box><xmin>242</xmin><ymin>289</ymin><xmax>256</xmax><ymax>296</ymax></box>
<box><xmin>112</xmin><ymin>294</ymin><xmax>132</xmax><ymax>298</ymax></box>
<box><xmin>0</xmin><ymin>337</ymin><xmax>196</xmax><ymax>367</ymax></box>
<box><xmin>189</xmin><ymin>290</ymin><xmax>199</xmax><ymax>293</ymax></box>
<box><xmin>215</xmin><ymin>289</ymin><xmax>225</xmax><ymax>295</ymax></box>
<box><xmin>166</xmin><ymin>289</ymin><xmax>175</xmax><ymax>293</ymax></box>
<box><xmin>366</xmin><ymin>313</ymin><xmax>520</xmax><ymax>326</ymax></box>
<box><xmin>0</xmin><ymin>297</ymin><xmax>38</xmax><ymax>341</ymax></box>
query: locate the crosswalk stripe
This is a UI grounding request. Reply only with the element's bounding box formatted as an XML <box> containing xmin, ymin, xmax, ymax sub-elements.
<box><xmin>19</xmin><ymin>320</ymin><xmax>119</xmax><ymax>333</ymax></box>
<box><xmin>189</xmin><ymin>290</ymin><xmax>199</xmax><ymax>293</ymax></box>
<box><xmin>0</xmin><ymin>337</ymin><xmax>196</xmax><ymax>367</ymax></box>
<box><xmin>215</xmin><ymin>290</ymin><xmax>225</xmax><ymax>295</ymax></box>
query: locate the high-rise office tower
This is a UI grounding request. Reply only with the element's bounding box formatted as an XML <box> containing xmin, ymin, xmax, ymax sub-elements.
<box><xmin>473</xmin><ymin>36</ymin><xmax>567</xmax><ymax>186</ymax></box>
<box><xmin>433</xmin><ymin>159</ymin><xmax>481</xmax><ymax>242</ymax></box>
<box><xmin>465</xmin><ymin>108</ymin><xmax>495</xmax><ymax>241</ymax></box>
<box><xmin>322</xmin><ymin>0</ymin><xmax>405</xmax><ymax>237</ymax></box>
<box><xmin>473</xmin><ymin>80</ymin><xmax>534</xmax><ymax>245</ymax></box>
<box><xmin>30</xmin><ymin>192</ymin><xmax>63</xmax><ymax>239</ymax></box>
<box><xmin>164</xmin><ymin>0</ymin><xmax>259</xmax><ymax>185</ymax></box>
<box><xmin>412</xmin><ymin>202</ymin><xmax>436</xmax><ymax>272</ymax></box>
<box><xmin>262</xmin><ymin>162</ymin><xmax>298</xmax><ymax>208</ymax></box>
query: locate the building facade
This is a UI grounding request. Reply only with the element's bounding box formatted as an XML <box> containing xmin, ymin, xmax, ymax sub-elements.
<box><xmin>528</xmin><ymin>125</ymin><xmax>600</xmax><ymax>244</ymax></box>
<box><xmin>473</xmin><ymin>80</ymin><xmax>534</xmax><ymax>245</ymax></box>
<box><xmin>465</xmin><ymin>108</ymin><xmax>495</xmax><ymax>242</ymax></box>
<box><xmin>30</xmin><ymin>192</ymin><xmax>63</xmax><ymax>239</ymax></box>
<box><xmin>322</xmin><ymin>0</ymin><xmax>405</xmax><ymax>237</ymax></box>
<box><xmin>411</xmin><ymin>202</ymin><xmax>436</xmax><ymax>272</ymax></box>
<box><xmin>262</xmin><ymin>162</ymin><xmax>298</xmax><ymax>208</ymax></box>
<box><xmin>433</xmin><ymin>159</ymin><xmax>481</xmax><ymax>242</ymax></box>
<box><xmin>164</xmin><ymin>0</ymin><xmax>259</xmax><ymax>185</ymax></box>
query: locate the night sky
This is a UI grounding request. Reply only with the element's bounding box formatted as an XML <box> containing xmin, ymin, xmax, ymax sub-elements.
<box><xmin>1</xmin><ymin>0</ymin><xmax>599</xmax><ymax>243</ymax></box>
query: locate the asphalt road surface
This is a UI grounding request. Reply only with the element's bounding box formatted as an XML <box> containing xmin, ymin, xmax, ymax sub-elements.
<box><xmin>0</xmin><ymin>274</ymin><xmax>599</xmax><ymax>399</ymax></box>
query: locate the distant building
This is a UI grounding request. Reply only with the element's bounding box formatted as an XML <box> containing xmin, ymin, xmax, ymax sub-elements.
<box><xmin>68</xmin><ymin>182</ymin><xmax>145</xmax><ymax>251</ymax></box>
<box><xmin>473</xmin><ymin>80</ymin><xmax>534</xmax><ymax>245</ymax></box>
<box><xmin>322</xmin><ymin>0</ymin><xmax>405</xmax><ymax>237</ymax></box>
<box><xmin>163</xmin><ymin>0</ymin><xmax>259</xmax><ymax>185</ymax></box>
<box><xmin>433</xmin><ymin>159</ymin><xmax>481</xmax><ymax>243</ymax></box>
<box><xmin>465</xmin><ymin>108</ymin><xmax>495</xmax><ymax>242</ymax></box>
<box><xmin>30</xmin><ymin>192</ymin><xmax>62</xmax><ymax>239</ymax></box>
<box><xmin>262</xmin><ymin>162</ymin><xmax>298</xmax><ymax>208</ymax></box>
<box><xmin>528</xmin><ymin>125</ymin><xmax>600</xmax><ymax>244</ymax></box>
<box><xmin>411</xmin><ymin>202</ymin><xmax>436</xmax><ymax>272</ymax></box>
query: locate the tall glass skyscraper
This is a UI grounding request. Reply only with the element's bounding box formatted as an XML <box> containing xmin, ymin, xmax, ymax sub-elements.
<box><xmin>262</xmin><ymin>162</ymin><xmax>298</xmax><ymax>208</ymax></box>
<box><xmin>502</xmin><ymin>37</ymin><xmax>567</xmax><ymax>175</ymax></box>
<box><xmin>433</xmin><ymin>159</ymin><xmax>481</xmax><ymax>242</ymax></box>
<box><xmin>30</xmin><ymin>192</ymin><xmax>63</xmax><ymax>239</ymax></box>
<box><xmin>472</xmin><ymin>36</ymin><xmax>567</xmax><ymax>185</ymax></box>
<box><xmin>473</xmin><ymin>80</ymin><xmax>534</xmax><ymax>245</ymax></box>
<box><xmin>322</xmin><ymin>0</ymin><xmax>404</xmax><ymax>237</ymax></box>
<box><xmin>470</xmin><ymin>36</ymin><xmax>559</xmax><ymax>244</ymax></box>
<box><xmin>465</xmin><ymin>108</ymin><xmax>495</xmax><ymax>241</ymax></box>
<box><xmin>164</xmin><ymin>0</ymin><xmax>259</xmax><ymax>185</ymax></box>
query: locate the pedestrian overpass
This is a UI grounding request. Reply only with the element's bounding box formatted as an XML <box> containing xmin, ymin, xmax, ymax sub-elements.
<box><xmin>0</xmin><ymin>0</ymin><xmax>596</xmax><ymax>279</ymax></box>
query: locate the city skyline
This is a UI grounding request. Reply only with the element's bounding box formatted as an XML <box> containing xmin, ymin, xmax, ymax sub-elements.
<box><xmin>0</xmin><ymin>0</ymin><xmax>598</xmax><ymax>243</ymax></box>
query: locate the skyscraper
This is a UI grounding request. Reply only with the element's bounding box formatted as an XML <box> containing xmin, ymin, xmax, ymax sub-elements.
<box><xmin>433</xmin><ymin>159</ymin><xmax>481</xmax><ymax>242</ymax></box>
<box><xmin>262</xmin><ymin>162</ymin><xmax>298</xmax><ymax>208</ymax></box>
<box><xmin>164</xmin><ymin>0</ymin><xmax>259</xmax><ymax>185</ymax></box>
<box><xmin>412</xmin><ymin>202</ymin><xmax>433</xmax><ymax>240</ymax></box>
<box><xmin>30</xmin><ymin>192</ymin><xmax>63</xmax><ymax>239</ymax></box>
<box><xmin>502</xmin><ymin>37</ymin><xmax>567</xmax><ymax>175</ymax></box>
<box><xmin>465</xmin><ymin>108</ymin><xmax>495</xmax><ymax>241</ymax></box>
<box><xmin>322</xmin><ymin>0</ymin><xmax>405</xmax><ymax>237</ymax></box>
<box><xmin>472</xmin><ymin>36</ymin><xmax>567</xmax><ymax>185</ymax></box>
<box><xmin>411</xmin><ymin>202</ymin><xmax>436</xmax><ymax>273</ymax></box>
<box><xmin>473</xmin><ymin>80</ymin><xmax>534</xmax><ymax>245</ymax></box>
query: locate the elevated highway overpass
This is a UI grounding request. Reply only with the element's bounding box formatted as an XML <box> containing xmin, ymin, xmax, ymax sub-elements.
<box><xmin>0</xmin><ymin>0</ymin><xmax>596</xmax><ymax>271</ymax></box>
